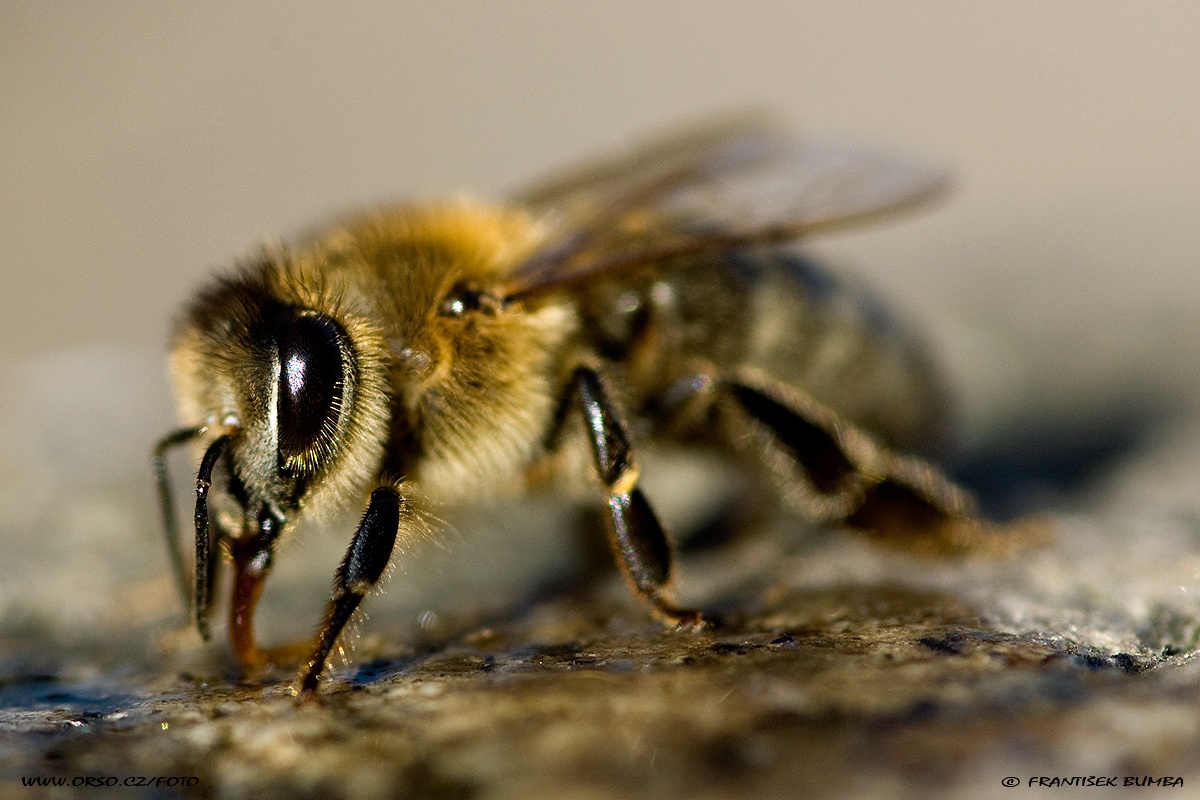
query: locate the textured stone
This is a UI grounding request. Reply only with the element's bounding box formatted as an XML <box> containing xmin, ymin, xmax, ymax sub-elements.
<box><xmin>2</xmin><ymin>349</ymin><xmax>1200</xmax><ymax>798</ymax></box>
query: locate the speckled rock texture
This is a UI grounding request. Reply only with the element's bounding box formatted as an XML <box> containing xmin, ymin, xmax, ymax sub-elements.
<box><xmin>2</xmin><ymin>347</ymin><xmax>1200</xmax><ymax>799</ymax></box>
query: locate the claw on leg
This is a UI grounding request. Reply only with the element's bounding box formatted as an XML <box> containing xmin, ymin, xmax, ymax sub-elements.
<box><xmin>659</xmin><ymin>604</ymin><xmax>710</xmax><ymax>632</ymax></box>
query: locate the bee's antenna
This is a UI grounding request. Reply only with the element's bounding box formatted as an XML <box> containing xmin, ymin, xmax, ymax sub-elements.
<box><xmin>193</xmin><ymin>433</ymin><xmax>231</xmax><ymax>641</ymax></box>
<box><xmin>153</xmin><ymin>426</ymin><xmax>206</xmax><ymax>615</ymax></box>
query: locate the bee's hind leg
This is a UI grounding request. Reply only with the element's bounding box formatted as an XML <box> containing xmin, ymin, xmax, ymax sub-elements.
<box><xmin>571</xmin><ymin>366</ymin><xmax>707</xmax><ymax>630</ymax></box>
<box><xmin>716</xmin><ymin>368</ymin><xmax>1047</xmax><ymax>555</ymax></box>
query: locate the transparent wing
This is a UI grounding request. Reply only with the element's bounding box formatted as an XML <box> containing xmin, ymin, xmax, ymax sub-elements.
<box><xmin>503</xmin><ymin>113</ymin><xmax>949</xmax><ymax>299</ymax></box>
<box><xmin>512</xmin><ymin>110</ymin><xmax>786</xmax><ymax>213</ymax></box>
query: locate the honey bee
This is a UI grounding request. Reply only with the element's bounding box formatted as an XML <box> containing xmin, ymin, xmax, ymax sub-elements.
<box><xmin>154</xmin><ymin>114</ymin><xmax>1000</xmax><ymax>695</ymax></box>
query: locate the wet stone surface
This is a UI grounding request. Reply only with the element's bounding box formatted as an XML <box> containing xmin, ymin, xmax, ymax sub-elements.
<box><xmin>3</xmin><ymin>349</ymin><xmax>1200</xmax><ymax>798</ymax></box>
<box><xmin>4</xmin><ymin>518</ymin><xmax>1200</xmax><ymax>799</ymax></box>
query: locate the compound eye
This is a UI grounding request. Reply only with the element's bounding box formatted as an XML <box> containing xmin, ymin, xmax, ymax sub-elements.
<box><xmin>277</xmin><ymin>312</ymin><xmax>346</xmax><ymax>464</ymax></box>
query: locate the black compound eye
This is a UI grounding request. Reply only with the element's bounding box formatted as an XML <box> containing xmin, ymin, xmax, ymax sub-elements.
<box><xmin>276</xmin><ymin>312</ymin><xmax>346</xmax><ymax>462</ymax></box>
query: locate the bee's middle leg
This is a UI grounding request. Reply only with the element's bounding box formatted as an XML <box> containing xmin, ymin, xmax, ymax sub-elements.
<box><xmin>571</xmin><ymin>366</ymin><xmax>706</xmax><ymax>630</ymax></box>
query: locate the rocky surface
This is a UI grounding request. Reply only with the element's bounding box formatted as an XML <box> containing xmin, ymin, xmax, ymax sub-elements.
<box><xmin>2</xmin><ymin>347</ymin><xmax>1200</xmax><ymax>799</ymax></box>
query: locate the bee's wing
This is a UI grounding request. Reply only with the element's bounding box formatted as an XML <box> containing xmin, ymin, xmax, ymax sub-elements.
<box><xmin>512</xmin><ymin>110</ymin><xmax>786</xmax><ymax>213</ymax></box>
<box><xmin>504</xmin><ymin>114</ymin><xmax>948</xmax><ymax>299</ymax></box>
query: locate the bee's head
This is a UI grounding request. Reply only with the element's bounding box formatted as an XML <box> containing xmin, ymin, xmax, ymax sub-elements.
<box><xmin>170</xmin><ymin>265</ymin><xmax>391</xmax><ymax>521</ymax></box>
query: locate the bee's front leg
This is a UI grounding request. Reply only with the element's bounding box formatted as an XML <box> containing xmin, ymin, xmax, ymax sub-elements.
<box><xmin>298</xmin><ymin>486</ymin><xmax>404</xmax><ymax>696</ymax></box>
<box><xmin>571</xmin><ymin>366</ymin><xmax>706</xmax><ymax>630</ymax></box>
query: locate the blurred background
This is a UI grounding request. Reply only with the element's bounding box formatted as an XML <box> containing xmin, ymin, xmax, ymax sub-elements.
<box><xmin>2</xmin><ymin>2</ymin><xmax>1199</xmax><ymax>645</ymax></box>
<box><xmin>5</xmin><ymin>2</ymin><xmax>1200</xmax><ymax>436</ymax></box>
